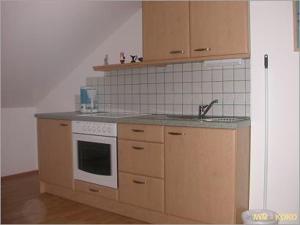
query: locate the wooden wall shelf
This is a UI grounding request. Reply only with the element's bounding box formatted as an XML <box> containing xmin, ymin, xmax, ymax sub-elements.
<box><xmin>93</xmin><ymin>54</ymin><xmax>250</xmax><ymax>72</ymax></box>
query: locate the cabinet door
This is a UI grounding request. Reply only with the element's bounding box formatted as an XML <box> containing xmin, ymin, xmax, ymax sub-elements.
<box><xmin>190</xmin><ymin>1</ymin><xmax>249</xmax><ymax>58</ymax></box>
<box><xmin>37</xmin><ymin>119</ymin><xmax>73</xmax><ymax>189</ymax></box>
<box><xmin>143</xmin><ymin>1</ymin><xmax>190</xmax><ymax>61</ymax></box>
<box><xmin>165</xmin><ymin>126</ymin><xmax>236</xmax><ymax>223</ymax></box>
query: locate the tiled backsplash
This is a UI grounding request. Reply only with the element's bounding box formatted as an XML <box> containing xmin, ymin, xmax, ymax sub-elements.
<box><xmin>82</xmin><ymin>59</ymin><xmax>250</xmax><ymax>117</ymax></box>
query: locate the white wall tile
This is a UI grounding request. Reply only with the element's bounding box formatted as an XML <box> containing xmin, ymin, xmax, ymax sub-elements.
<box><xmin>183</xmin><ymin>94</ymin><xmax>193</xmax><ymax>104</ymax></box>
<box><xmin>234</xmin><ymin>69</ymin><xmax>246</xmax><ymax>80</ymax></box>
<box><xmin>202</xmin><ymin>82</ymin><xmax>212</xmax><ymax>93</ymax></box>
<box><xmin>148</xmin><ymin>74</ymin><xmax>156</xmax><ymax>83</ymax></box>
<box><xmin>165</xmin><ymin>73</ymin><xmax>173</xmax><ymax>83</ymax></box>
<box><xmin>183</xmin><ymin>83</ymin><xmax>192</xmax><ymax>93</ymax></box>
<box><xmin>174</xmin><ymin>83</ymin><xmax>183</xmax><ymax>93</ymax></box>
<box><xmin>165</xmin><ymin>83</ymin><xmax>173</xmax><ymax>94</ymax></box>
<box><xmin>192</xmin><ymin>70</ymin><xmax>202</xmax><ymax>82</ymax></box>
<box><xmin>192</xmin><ymin>82</ymin><xmax>201</xmax><ymax>93</ymax></box>
<box><xmin>174</xmin><ymin>94</ymin><xmax>183</xmax><ymax>104</ymax></box>
<box><xmin>212</xmin><ymin>70</ymin><xmax>222</xmax><ymax>81</ymax></box>
<box><xmin>183</xmin><ymin>71</ymin><xmax>192</xmax><ymax>82</ymax></box>
<box><xmin>234</xmin><ymin>81</ymin><xmax>245</xmax><ymax>92</ymax></box>
<box><xmin>212</xmin><ymin>82</ymin><xmax>222</xmax><ymax>93</ymax></box>
<box><xmin>173</xmin><ymin>72</ymin><xmax>183</xmax><ymax>83</ymax></box>
<box><xmin>183</xmin><ymin>105</ymin><xmax>192</xmax><ymax>115</ymax></box>
<box><xmin>223</xmin><ymin>81</ymin><xmax>234</xmax><ymax>93</ymax></box>
<box><xmin>173</xmin><ymin>105</ymin><xmax>182</xmax><ymax>114</ymax></box>
<box><xmin>234</xmin><ymin>105</ymin><xmax>246</xmax><ymax>116</ymax></box>
<box><xmin>202</xmin><ymin>70</ymin><xmax>212</xmax><ymax>81</ymax></box>
<box><xmin>223</xmin><ymin>69</ymin><xmax>234</xmax><ymax>81</ymax></box>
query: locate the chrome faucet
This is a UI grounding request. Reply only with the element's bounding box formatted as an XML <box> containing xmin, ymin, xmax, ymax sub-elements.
<box><xmin>198</xmin><ymin>99</ymin><xmax>219</xmax><ymax>119</ymax></box>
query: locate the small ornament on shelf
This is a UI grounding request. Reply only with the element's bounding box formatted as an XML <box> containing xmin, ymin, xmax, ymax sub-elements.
<box><xmin>120</xmin><ymin>52</ymin><xmax>125</xmax><ymax>64</ymax></box>
<box><xmin>130</xmin><ymin>55</ymin><xmax>138</xmax><ymax>63</ymax></box>
<box><xmin>104</xmin><ymin>54</ymin><xmax>109</xmax><ymax>65</ymax></box>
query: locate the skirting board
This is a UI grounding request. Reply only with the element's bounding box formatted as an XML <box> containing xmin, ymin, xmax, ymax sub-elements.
<box><xmin>42</xmin><ymin>181</ymin><xmax>203</xmax><ymax>224</ymax></box>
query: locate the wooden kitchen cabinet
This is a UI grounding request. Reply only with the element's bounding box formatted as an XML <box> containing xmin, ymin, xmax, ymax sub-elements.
<box><xmin>165</xmin><ymin>126</ymin><xmax>250</xmax><ymax>224</ymax></box>
<box><xmin>190</xmin><ymin>1</ymin><xmax>249</xmax><ymax>58</ymax></box>
<box><xmin>142</xmin><ymin>1</ymin><xmax>190</xmax><ymax>61</ymax></box>
<box><xmin>37</xmin><ymin>119</ymin><xmax>73</xmax><ymax>189</ymax></box>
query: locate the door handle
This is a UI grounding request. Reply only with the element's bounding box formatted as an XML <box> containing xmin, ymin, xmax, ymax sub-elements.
<box><xmin>168</xmin><ymin>132</ymin><xmax>185</xmax><ymax>136</ymax></box>
<box><xmin>89</xmin><ymin>188</ymin><xmax>99</xmax><ymax>192</ymax></box>
<box><xmin>132</xmin><ymin>146</ymin><xmax>144</xmax><ymax>150</ymax></box>
<box><xmin>131</xmin><ymin>129</ymin><xmax>144</xmax><ymax>133</ymax></box>
<box><xmin>169</xmin><ymin>50</ymin><xmax>184</xmax><ymax>54</ymax></box>
<box><xmin>193</xmin><ymin>47</ymin><xmax>211</xmax><ymax>52</ymax></box>
<box><xmin>132</xmin><ymin>179</ymin><xmax>146</xmax><ymax>184</ymax></box>
<box><xmin>60</xmin><ymin>123</ymin><xmax>68</xmax><ymax>127</ymax></box>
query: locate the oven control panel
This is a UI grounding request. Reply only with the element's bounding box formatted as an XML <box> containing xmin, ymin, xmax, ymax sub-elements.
<box><xmin>72</xmin><ymin>121</ymin><xmax>117</xmax><ymax>137</ymax></box>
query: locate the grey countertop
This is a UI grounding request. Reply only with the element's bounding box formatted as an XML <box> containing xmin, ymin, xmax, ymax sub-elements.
<box><xmin>35</xmin><ymin>112</ymin><xmax>250</xmax><ymax>129</ymax></box>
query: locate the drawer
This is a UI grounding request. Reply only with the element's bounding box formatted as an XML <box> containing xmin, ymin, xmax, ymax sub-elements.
<box><xmin>118</xmin><ymin>124</ymin><xmax>164</xmax><ymax>143</ymax></box>
<box><xmin>75</xmin><ymin>180</ymin><xmax>118</xmax><ymax>201</ymax></box>
<box><xmin>118</xmin><ymin>140</ymin><xmax>164</xmax><ymax>178</ymax></box>
<box><xmin>119</xmin><ymin>172</ymin><xmax>164</xmax><ymax>212</ymax></box>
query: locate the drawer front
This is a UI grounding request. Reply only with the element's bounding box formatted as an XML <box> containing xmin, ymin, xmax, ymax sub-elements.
<box><xmin>118</xmin><ymin>140</ymin><xmax>164</xmax><ymax>178</ymax></box>
<box><xmin>118</xmin><ymin>124</ymin><xmax>164</xmax><ymax>143</ymax></box>
<box><xmin>119</xmin><ymin>172</ymin><xmax>164</xmax><ymax>212</ymax></box>
<box><xmin>75</xmin><ymin>180</ymin><xmax>118</xmax><ymax>200</ymax></box>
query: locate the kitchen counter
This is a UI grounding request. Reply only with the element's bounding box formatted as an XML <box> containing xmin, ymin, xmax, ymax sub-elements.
<box><xmin>35</xmin><ymin>112</ymin><xmax>250</xmax><ymax>129</ymax></box>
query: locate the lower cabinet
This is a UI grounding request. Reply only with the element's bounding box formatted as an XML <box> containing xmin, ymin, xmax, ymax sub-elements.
<box><xmin>37</xmin><ymin>119</ymin><xmax>73</xmax><ymax>189</ymax></box>
<box><xmin>119</xmin><ymin>172</ymin><xmax>164</xmax><ymax>212</ymax></box>
<box><xmin>165</xmin><ymin>126</ymin><xmax>250</xmax><ymax>224</ymax></box>
<box><xmin>37</xmin><ymin>120</ymin><xmax>250</xmax><ymax>224</ymax></box>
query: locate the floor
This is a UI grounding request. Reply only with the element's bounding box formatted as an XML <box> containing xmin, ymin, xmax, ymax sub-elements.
<box><xmin>1</xmin><ymin>172</ymin><xmax>144</xmax><ymax>224</ymax></box>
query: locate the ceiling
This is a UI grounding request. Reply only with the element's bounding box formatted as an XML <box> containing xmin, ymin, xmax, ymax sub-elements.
<box><xmin>1</xmin><ymin>0</ymin><xmax>140</xmax><ymax>107</ymax></box>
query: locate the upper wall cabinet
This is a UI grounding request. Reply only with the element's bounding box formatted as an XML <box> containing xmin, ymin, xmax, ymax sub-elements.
<box><xmin>142</xmin><ymin>1</ymin><xmax>190</xmax><ymax>61</ymax></box>
<box><xmin>142</xmin><ymin>1</ymin><xmax>249</xmax><ymax>62</ymax></box>
<box><xmin>190</xmin><ymin>1</ymin><xmax>250</xmax><ymax>58</ymax></box>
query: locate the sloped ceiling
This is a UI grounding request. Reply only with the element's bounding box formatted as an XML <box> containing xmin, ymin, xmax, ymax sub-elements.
<box><xmin>1</xmin><ymin>0</ymin><xmax>140</xmax><ymax>107</ymax></box>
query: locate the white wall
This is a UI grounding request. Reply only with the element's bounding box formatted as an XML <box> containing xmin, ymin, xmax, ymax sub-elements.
<box><xmin>250</xmin><ymin>1</ymin><xmax>299</xmax><ymax>223</ymax></box>
<box><xmin>36</xmin><ymin>9</ymin><xmax>142</xmax><ymax>113</ymax></box>
<box><xmin>1</xmin><ymin>107</ymin><xmax>38</xmax><ymax>176</ymax></box>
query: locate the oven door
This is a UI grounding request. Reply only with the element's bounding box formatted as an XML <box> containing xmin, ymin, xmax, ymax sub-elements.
<box><xmin>72</xmin><ymin>133</ymin><xmax>117</xmax><ymax>188</ymax></box>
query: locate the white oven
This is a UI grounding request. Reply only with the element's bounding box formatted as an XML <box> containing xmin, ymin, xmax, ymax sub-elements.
<box><xmin>72</xmin><ymin>121</ymin><xmax>117</xmax><ymax>189</ymax></box>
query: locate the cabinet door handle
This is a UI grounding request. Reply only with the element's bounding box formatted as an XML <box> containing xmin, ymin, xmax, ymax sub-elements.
<box><xmin>89</xmin><ymin>188</ymin><xmax>99</xmax><ymax>192</ymax></box>
<box><xmin>60</xmin><ymin>123</ymin><xmax>68</xmax><ymax>127</ymax></box>
<box><xmin>132</xmin><ymin>146</ymin><xmax>144</xmax><ymax>150</ymax></box>
<box><xmin>194</xmin><ymin>47</ymin><xmax>211</xmax><ymax>52</ymax></box>
<box><xmin>168</xmin><ymin>132</ymin><xmax>184</xmax><ymax>136</ymax></box>
<box><xmin>131</xmin><ymin>129</ymin><xmax>144</xmax><ymax>133</ymax></box>
<box><xmin>169</xmin><ymin>50</ymin><xmax>184</xmax><ymax>54</ymax></box>
<box><xmin>132</xmin><ymin>179</ymin><xmax>146</xmax><ymax>184</ymax></box>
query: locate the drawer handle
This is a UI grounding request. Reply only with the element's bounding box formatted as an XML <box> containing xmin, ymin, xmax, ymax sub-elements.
<box><xmin>169</xmin><ymin>50</ymin><xmax>184</xmax><ymax>54</ymax></box>
<box><xmin>132</xmin><ymin>179</ymin><xmax>146</xmax><ymax>184</ymax></box>
<box><xmin>168</xmin><ymin>132</ymin><xmax>184</xmax><ymax>136</ymax></box>
<box><xmin>131</xmin><ymin>129</ymin><xmax>144</xmax><ymax>133</ymax></box>
<box><xmin>60</xmin><ymin>123</ymin><xmax>68</xmax><ymax>127</ymax></box>
<box><xmin>132</xmin><ymin>146</ymin><xmax>144</xmax><ymax>150</ymax></box>
<box><xmin>194</xmin><ymin>47</ymin><xmax>211</xmax><ymax>52</ymax></box>
<box><xmin>89</xmin><ymin>188</ymin><xmax>99</xmax><ymax>192</ymax></box>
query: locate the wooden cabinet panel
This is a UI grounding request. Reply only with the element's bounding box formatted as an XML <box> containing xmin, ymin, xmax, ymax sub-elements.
<box><xmin>190</xmin><ymin>1</ymin><xmax>249</xmax><ymax>58</ymax></box>
<box><xmin>118</xmin><ymin>140</ymin><xmax>164</xmax><ymax>178</ymax></box>
<box><xmin>75</xmin><ymin>180</ymin><xmax>118</xmax><ymax>200</ymax></box>
<box><xmin>119</xmin><ymin>172</ymin><xmax>164</xmax><ymax>212</ymax></box>
<box><xmin>143</xmin><ymin>1</ymin><xmax>190</xmax><ymax>61</ymax></box>
<box><xmin>165</xmin><ymin>126</ymin><xmax>236</xmax><ymax>223</ymax></box>
<box><xmin>37</xmin><ymin>119</ymin><xmax>73</xmax><ymax>189</ymax></box>
<box><xmin>118</xmin><ymin>124</ymin><xmax>164</xmax><ymax>143</ymax></box>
